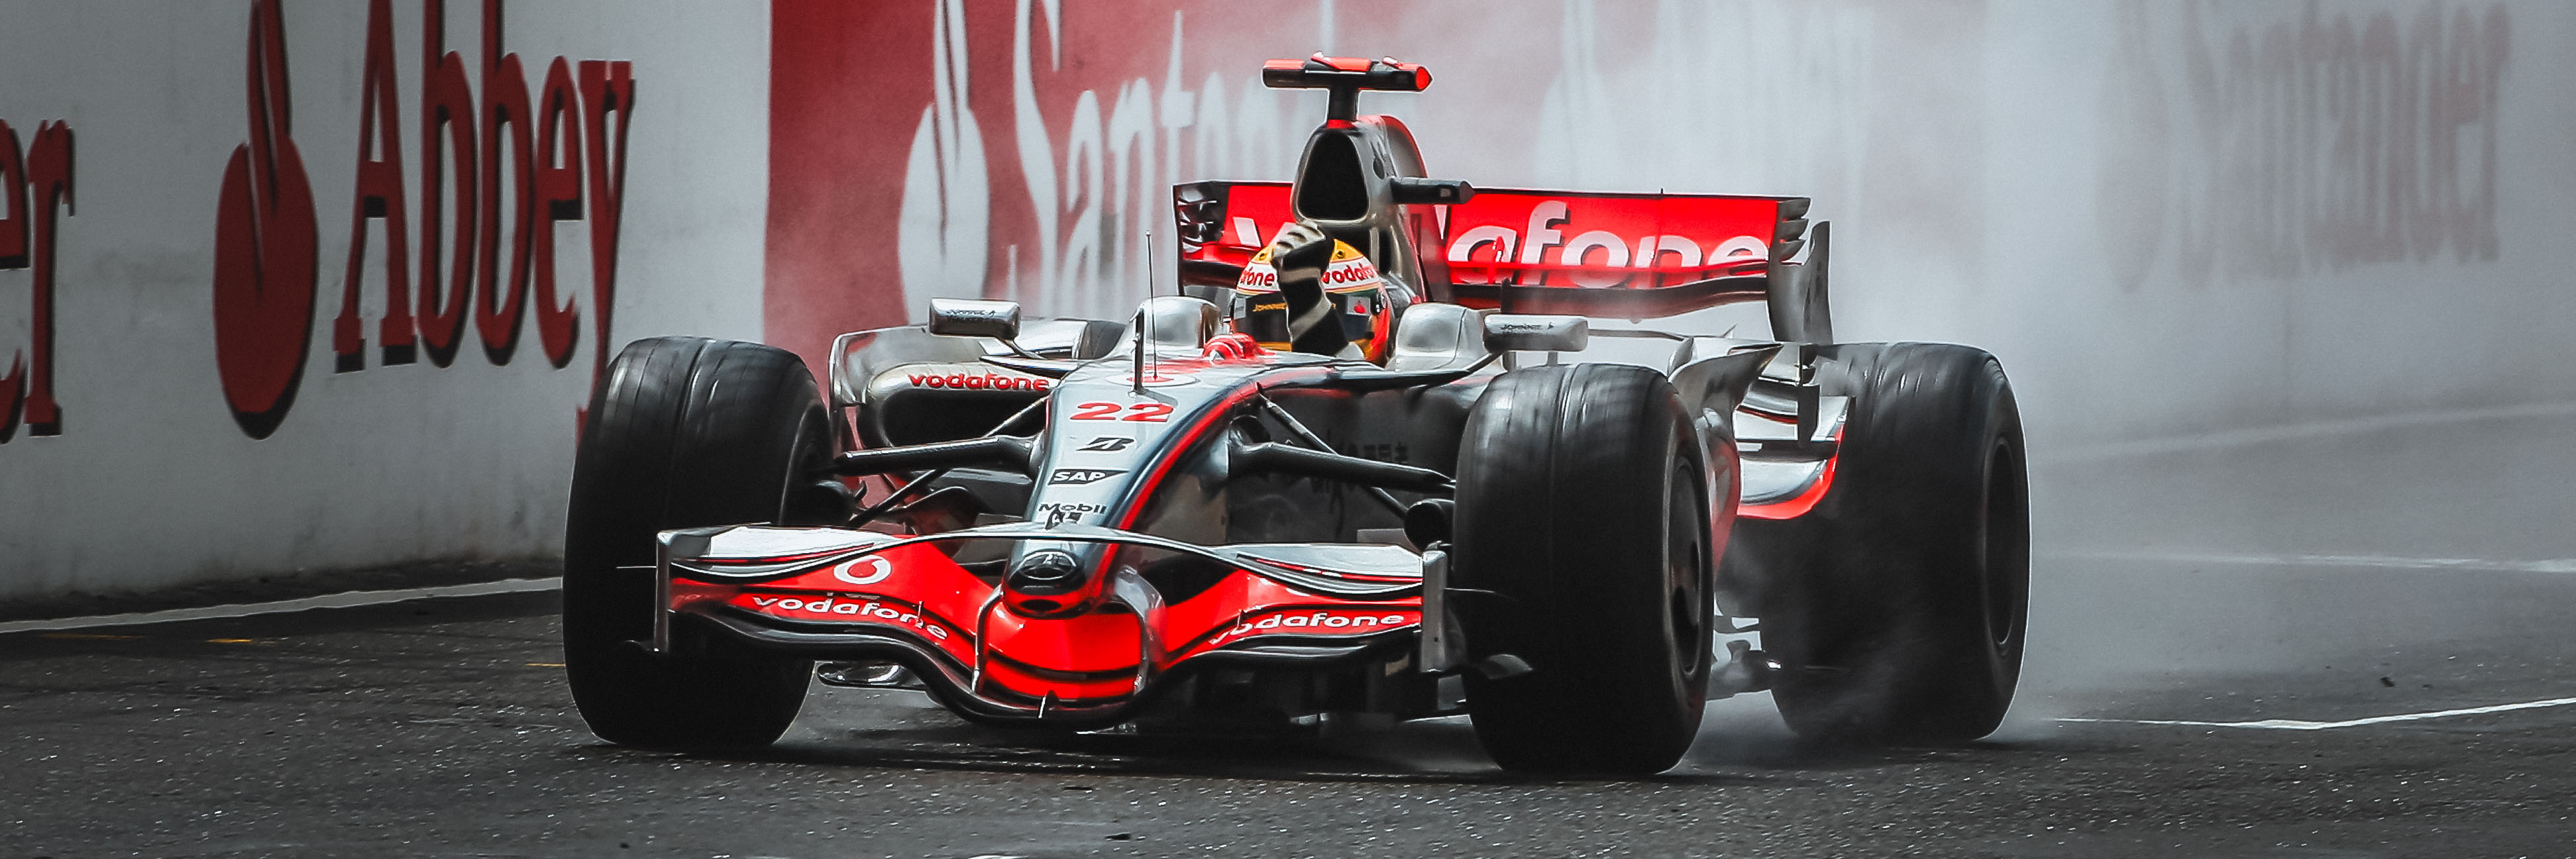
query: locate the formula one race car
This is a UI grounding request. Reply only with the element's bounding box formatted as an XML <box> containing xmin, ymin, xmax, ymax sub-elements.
<box><xmin>559</xmin><ymin>55</ymin><xmax>2028</xmax><ymax>775</ymax></box>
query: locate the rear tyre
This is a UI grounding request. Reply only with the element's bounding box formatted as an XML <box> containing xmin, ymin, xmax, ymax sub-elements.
<box><xmin>562</xmin><ymin>336</ymin><xmax>830</xmax><ymax>749</ymax></box>
<box><xmin>1755</xmin><ymin>342</ymin><xmax>2029</xmax><ymax>744</ymax></box>
<box><xmin>1454</xmin><ymin>364</ymin><xmax>1714</xmax><ymax>775</ymax></box>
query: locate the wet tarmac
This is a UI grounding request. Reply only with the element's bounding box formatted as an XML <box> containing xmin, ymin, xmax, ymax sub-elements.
<box><xmin>3</xmin><ymin>552</ymin><xmax>2573</xmax><ymax>858</ymax></box>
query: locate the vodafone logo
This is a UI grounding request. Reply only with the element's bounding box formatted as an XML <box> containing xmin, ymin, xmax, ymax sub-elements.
<box><xmin>1238</xmin><ymin>264</ymin><xmax>1278</xmax><ymax>289</ymax></box>
<box><xmin>1236</xmin><ymin>256</ymin><xmax>1380</xmax><ymax>292</ymax></box>
<box><xmin>1206</xmin><ymin>610</ymin><xmax>1415</xmax><ymax>648</ymax></box>
<box><xmin>745</xmin><ymin>594</ymin><xmax>951</xmax><ymax>640</ymax></box>
<box><xmin>1445</xmin><ymin>199</ymin><xmax>1766</xmax><ymax>288</ymax></box>
<box><xmin>902</xmin><ymin>372</ymin><xmax>1050</xmax><ymax>391</ymax></box>
<box><xmin>832</xmin><ymin>555</ymin><xmax>893</xmax><ymax>586</ymax></box>
<box><xmin>1319</xmin><ymin>257</ymin><xmax>1381</xmax><ymax>287</ymax></box>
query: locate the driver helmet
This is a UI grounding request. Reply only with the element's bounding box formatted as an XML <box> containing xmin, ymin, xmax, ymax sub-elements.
<box><xmin>1230</xmin><ymin>223</ymin><xmax>1410</xmax><ymax>362</ymax></box>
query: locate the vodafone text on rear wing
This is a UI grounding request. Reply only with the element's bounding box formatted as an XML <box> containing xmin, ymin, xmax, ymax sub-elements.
<box><xmin>1174</xmin><ymin>180</ymin><xmax>1821</xmax><ymax>321</ymax></box>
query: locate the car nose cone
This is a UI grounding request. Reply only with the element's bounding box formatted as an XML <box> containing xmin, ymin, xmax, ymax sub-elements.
<box><xmin>1005</xmin><ymin>549</ymin><xmax>1086</xmax><ymax>596</ymax></box>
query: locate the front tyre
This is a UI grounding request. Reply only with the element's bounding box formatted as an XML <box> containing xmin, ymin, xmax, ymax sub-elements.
<box><xmin>1453</xmin><ymin>364</ymin><xmax>1715</xmax><ymax>775</ymax></box>
<box><xmin>561</xmin><ymin>337</ymin><xmax>829</xmax><ymax>749</ymax></box>
<box><xmin>1761</xmin><ymin>342</ymin><xmax>2029</xmax><ymax>744</ymax></box>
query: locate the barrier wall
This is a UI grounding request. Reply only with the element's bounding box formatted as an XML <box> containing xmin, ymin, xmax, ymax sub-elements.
<box><xmin>7</xmin><ymin>0</ymin><xmax>2569</xmax><ymax>603</ymax></box>
<box><xmin>0</xmin><ymin>1</ymin><xmax>769</xmax><ymax>601</ymax></box>
<box><xmin>769</xmin><ymin>0</ymin><xmax>2576</xmax><ymax>564</ymax></box>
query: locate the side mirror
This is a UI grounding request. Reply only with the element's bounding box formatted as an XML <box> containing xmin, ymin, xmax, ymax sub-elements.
<box><xmin>1135</xmin><ymin>295</ymin><xmax>1224</xmax><ymax>348</ymax></box>
<box><xmin>1389</xmin><ymin>177</ymin><xmax>1475</xmax><ymax>205</ymax></box>
<box><xmin>928</xmin><ymin>298</ymin><xmax>1021</xmax><ymax>340</ymax></box>
<box><xmin>1482</xmin><ymin>314</ymin><xmax>1589</xmax><ymax>352</ymax></box>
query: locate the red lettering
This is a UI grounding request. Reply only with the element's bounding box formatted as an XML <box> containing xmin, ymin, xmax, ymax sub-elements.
<box><xmin>578</xmin><ymin>59</ymin><xmax>634</xmax><ymax>390</ymax></box>
<box><xmin>0</xmin><ymin>119</ymin><xmax>72</xmax><ymax>442</ymax></box>
<box><xmin>211</xmin><ymin>0</ymin><xmax>317</xmax><ymax>440</ymax></box>
<box><xmin>473</xmin><ymin>0</ymin><xmax>535</xmax><ymax>364</ymax></box>
<box><xmin>1071</xmin><ymin>401</ymin><xmax>1166</xmax><ymax>421</ymax></box>
<box><xmin>0</xmin><ymin>123</ymin><xmax>22</xmax><ymax>269</ymax></box>
<box><xmin>21</xmin><ymin>123</ymin><xmax>70</xmax><ymax>435</ymax></box>
<box><xmin>0</xmin><ymin>120</ymin><xmax>20</xmax><ymax>439</ymax></box>
<box><xmin>895</xmin><ymin>372</ymin><xmax>1049</xmax><ymax>391</ymax></box>
<box><xmin>216</xmin><ymin>0</ymin><xmax>634</xmax><ymax>436</ymax></box>
<box><xmin>529</xmin><ymin>56</ymin><xmax>583</xmax><ymax>368</ymax></box>
<box><xmin>334</xmin><ymin>0</ymin><xmax>413</xmax><ymax>372</ymax></box>
<box><xmin>416</xmin><ymin>0</ymin><xmax>478</xmax><ymax>367</ymax></box>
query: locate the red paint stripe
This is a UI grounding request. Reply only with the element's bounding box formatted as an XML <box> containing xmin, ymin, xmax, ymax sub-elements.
<box><xmin>1112</xmin><ymin>369</ymin><xmax>1323</xmax><ymax>530</ymax></box>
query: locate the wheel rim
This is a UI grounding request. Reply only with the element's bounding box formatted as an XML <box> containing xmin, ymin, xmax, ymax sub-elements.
<box><xmin>1666</xmin><ymin>464</ymin><xmax>1708</xmax><ymax>689</ymax></box>
<box><xmin>1979</xmin><ymin>438</ymin><xmax>2029</xmax><ymax>654</ymax></box>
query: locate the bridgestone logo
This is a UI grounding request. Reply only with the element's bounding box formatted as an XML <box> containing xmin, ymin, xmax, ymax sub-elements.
<box><xmin>904</xmin><ymin>372</ymin><xmax>1050</xmax><ymax>391</ymax></box>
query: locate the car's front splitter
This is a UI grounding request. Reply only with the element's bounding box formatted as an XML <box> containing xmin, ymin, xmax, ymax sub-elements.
<box><xmin>656</xmin><ymin>523</ymin><xmax>1426</xmax><ymax>724</ymax></box>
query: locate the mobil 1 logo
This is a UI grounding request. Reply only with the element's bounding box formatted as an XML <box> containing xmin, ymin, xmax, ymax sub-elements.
<box><xmin>1037</xmin><ymin>501</ymin><xmax>1107</xmax><ymax>527</ymax></box>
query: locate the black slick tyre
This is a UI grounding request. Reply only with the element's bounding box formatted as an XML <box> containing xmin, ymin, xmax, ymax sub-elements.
<box><xmin>1452</xmin><ymin>364</ymin><xmax>1714</xmax><ymax>775</ymax></box>
<box><xmin>1753</xmin><ymin>342</ymin><xmax>2029</xmax><ymax>744</ymax></box>
<box><xmin>561</xmin><ymin>336</ymin><xmax>832</xmax><ymax>749</ymax></box>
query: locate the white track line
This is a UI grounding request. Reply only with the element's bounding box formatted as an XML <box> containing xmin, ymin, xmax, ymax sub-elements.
<box><xmin>0</xmin><ymin>577</ymin><xmax>561</xmax><ymax>634</ymax></box>
<box><xmin>2060</xmin><ymin>696</ymin><xmax>2576</xmax><ymax>731</ymax></box>
<box><xmin>2038</xmin><ymin>549</ymin><xmax>2576</xmax><ymax>575</ymax></box>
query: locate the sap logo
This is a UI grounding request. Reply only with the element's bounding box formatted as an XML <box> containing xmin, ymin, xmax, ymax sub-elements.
<box><xmin>1075</xmin><ymin>436</ymin><xmax>1133</xmax><ymax>452</ymax></box>
<box><xmin>1047</xmin><ymin>468</ymin><xmax>1124</xmax><ymax>486</ymax></box>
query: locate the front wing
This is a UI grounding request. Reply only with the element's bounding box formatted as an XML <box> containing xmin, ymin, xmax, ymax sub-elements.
<box><xmin>655</xmin><ymin>523</ymin><xmax>1426</xmax><ymax>723</ymax></box>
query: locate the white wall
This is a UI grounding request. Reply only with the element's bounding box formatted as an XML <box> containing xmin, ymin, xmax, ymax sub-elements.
<box><xmin>1381</xmin><ymin>0</ymin><xmax>2576</xmax><ymax>562</ymax></box>
<box><xmin>0</xmin><ymin>0</ymin><xmax>769</xmax><ymax>600</ymax></box>
<box><xmin>9</xmin><ymin>0</ymin><xmax>2569</xmax><ymax>603</ymax></box>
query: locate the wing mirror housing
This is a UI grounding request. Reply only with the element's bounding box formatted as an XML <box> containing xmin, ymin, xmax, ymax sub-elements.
<box><xmin>927</xmin><ymin>298</ymin><xmax>1022</xmax><ymax>340</ymax></box>
<box><xmin>1482</xmin><ymin>314</ymin><xmax>1589</xmax><ymax>353</ymax></box>
<box><xmin>1389</xmin><ymin>177</ymin><xmax>1475</xmax><ymax>205</ymax></box>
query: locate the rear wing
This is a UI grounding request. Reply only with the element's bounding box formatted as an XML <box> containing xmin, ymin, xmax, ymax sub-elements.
<box><xmin>1174</xmin><ymin>181</ymin><xmax>1824</xmax><ymax>325</ymax></box>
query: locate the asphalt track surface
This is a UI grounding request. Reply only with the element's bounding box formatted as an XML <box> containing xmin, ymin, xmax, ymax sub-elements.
<box><xmin>2</xmin><ymin>551</ymin><xmax>2572</xmax><ymax>859</ymax></box>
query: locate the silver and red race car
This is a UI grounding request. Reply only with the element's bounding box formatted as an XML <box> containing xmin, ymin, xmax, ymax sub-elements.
<box><xmin>559</xmin><ymin>55</ymin><xmax>2029</xmax><ymax>775</ymax></box>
